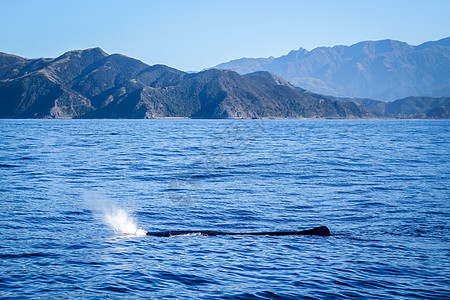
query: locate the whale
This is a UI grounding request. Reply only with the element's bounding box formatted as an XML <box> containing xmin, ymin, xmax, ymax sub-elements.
<box><xmin>146</xmin><ymin>226</ymin><xmax>331</xmax><ymax>237</ymax></box>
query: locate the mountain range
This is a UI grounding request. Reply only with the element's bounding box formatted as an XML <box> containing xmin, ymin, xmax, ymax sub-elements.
<box><xmin>0</xmin><ymin>48</ymin><xmax>370</xmax><ymax>119</ymax></box>
<box><xmin>216</xmin><ymin>38</ymin><xmax>450</xmax><ymax>101</ymax></box>
<box><xmin>0</xmin><ymin>46</ymin><xmax>449</xmax><ymax>119</ymax></box>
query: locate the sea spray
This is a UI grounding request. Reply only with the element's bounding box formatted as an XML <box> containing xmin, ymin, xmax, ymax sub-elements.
<box><xmin>83</xmin><ymin>191</ymin><xmax>147</xmax><ymax>236</ymax></box>
<box><xmin>103</xmin><ymin>206</ymin><xmax>147</xmax><ymax>236</ymax></box>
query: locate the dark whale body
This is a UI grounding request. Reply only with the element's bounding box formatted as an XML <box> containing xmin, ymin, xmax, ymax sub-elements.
<box><xmin>146</xmin><ymin>226</ymin><xmax>331</xmax><ymax>237</ymax></box>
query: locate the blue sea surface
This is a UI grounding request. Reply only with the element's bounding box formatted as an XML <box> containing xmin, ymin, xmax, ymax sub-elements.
<box><xmin>0</xmin><ymin>119</ymin><xmax>449</xmax><ymax>299</ymax></box>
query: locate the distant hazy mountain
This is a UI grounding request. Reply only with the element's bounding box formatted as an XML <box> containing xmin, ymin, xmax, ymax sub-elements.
<box><xmin>317</xmin><ymin>94</ymin><xmax>450</xmax><ymax>119</ymax></box>
<box><xmin>0</xmin><ymin>48</ymin><xmax>369</xmax><ymax>119</ymax></box>
<box><xmin>216</xmin><ymin>38</ymin><xmax>450</xmax><ymax>101</ymax></box>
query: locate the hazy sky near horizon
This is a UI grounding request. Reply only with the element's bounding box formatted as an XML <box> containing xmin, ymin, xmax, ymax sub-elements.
<box><xmin>1</xmin><ymin>0</ymin><xmax>449</xmax><ymax>71</ymax></box>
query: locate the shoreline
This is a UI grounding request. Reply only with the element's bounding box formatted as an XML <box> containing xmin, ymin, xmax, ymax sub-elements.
<box><xmin>0</xmin><ymin>117</ymin><xmax>448</xmax><ymax>120</ymax></box>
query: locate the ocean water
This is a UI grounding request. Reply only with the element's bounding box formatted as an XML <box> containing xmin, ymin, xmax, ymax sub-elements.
<box><xmin>0</xmin><ymin>119</ymin><xmax>449</xmax><ymax>299</ymax></box>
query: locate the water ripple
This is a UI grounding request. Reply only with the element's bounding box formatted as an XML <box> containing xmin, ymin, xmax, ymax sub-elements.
<box><xmin>0</xmin><ymin>119</ymin><xmax>449</xmax><ymax>299</ymax></box>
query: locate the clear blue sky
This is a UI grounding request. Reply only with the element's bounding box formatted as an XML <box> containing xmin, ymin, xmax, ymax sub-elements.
<box><xmin>1</xmin><ymin>0</ymin><xmax>449</xmax><ymax>71</ymax></box>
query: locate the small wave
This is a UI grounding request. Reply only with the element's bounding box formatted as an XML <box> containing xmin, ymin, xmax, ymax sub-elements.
<box><xmin>190</xmin><ymin>173</ymin><xmax>230</xmax><ymax>179</ymax></box>
<box><xmin>19</xmin><ymin>157</ymin><xmax>36</xmax><ymax>160</ymax></box>
<box><xmin>0</xmin><ymin>252</ymin><xmax>60</xmax><ymax>259</ymax></box>
<box><xmin>0</xmin><ymin>164</ymin><xmax>19</xmax><ymax>168</ymax></box>
<box><xmin>170</xmin><ymin>232</ymin><xmax>203</xmax><ymax>237</ymax></box>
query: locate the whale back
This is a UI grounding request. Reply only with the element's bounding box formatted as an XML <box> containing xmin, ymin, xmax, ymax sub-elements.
<box><xmin>146</xmin><ymin>226</ymin><xmax>332</xmax><ymax>237</ymax></box>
